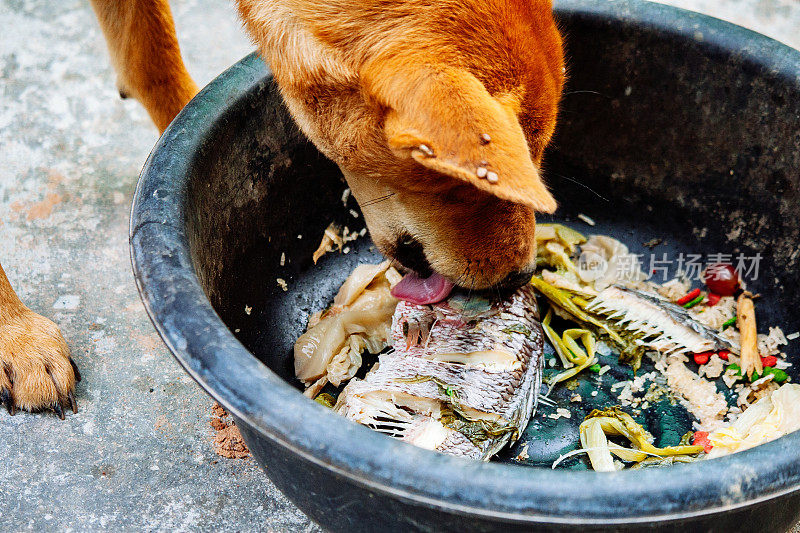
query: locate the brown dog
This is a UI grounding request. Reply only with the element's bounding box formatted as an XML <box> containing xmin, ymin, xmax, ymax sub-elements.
<box><xmin>0</xmin><ymin>0</ymin><xmax>564</xmax><ymax>415</ymax></box>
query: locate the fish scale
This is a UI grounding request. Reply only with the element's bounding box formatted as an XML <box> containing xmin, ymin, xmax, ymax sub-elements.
<box><xmin>392</xmin><ymin>301</ymin><xmax>534</xmax><ymax>359</ymax></box>
<box><xmin>335</xmin><ymin>285</ymin><xmax>544</xmax><ymax>461</ymax></box>
<box><xmin>351</xmin><ymin>356</ymin><xmax>521</xmax><ymax>414</ymax></box>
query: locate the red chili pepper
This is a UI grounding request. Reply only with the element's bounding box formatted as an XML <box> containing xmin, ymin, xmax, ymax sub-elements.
<box><xmin>761</xmin><ymin>356</ymin><xmax>777</xmax><ymax>367</ymax></box>
<box><xmin>692</xmin><ymin>431</ymin><xmax>713</xmax><ymax>453</ymax></box>
<box><xmin>706</xmin><ymin>293</ymin><xmax>721</xmax><ymax>306</ymax></box>
<box><xmin>717</xmin><ymin>350</ymin><xmax>730</xmax><ymax>361</ymax></box>
<box><xmin>677</xmin><ymin>288</ymin><xmax>701</xmax><ymax>306</ymax></box>
<box><xmin>693</xmin><ymin>351</ymin><xmax>712</xmax><ymax>365</ymax></box>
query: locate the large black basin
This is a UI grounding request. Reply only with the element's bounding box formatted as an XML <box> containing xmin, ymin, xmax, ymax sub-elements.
<box><xmin>130</xmin><ymin>0</ymin><xmax>800</xmax><ymax>530</ymax></box>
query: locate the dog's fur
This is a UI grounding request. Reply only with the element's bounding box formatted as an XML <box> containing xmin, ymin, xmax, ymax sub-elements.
<box><xmin>0</xmin><ymin>263</ymin><xmax>78</xmax><ymax>416</ymax></box>
<box><xmin>0</xmin><ymin>0</ymin><xmax>564</xmax><ymax>415</ymax></box>
<box><xmin>238</xmin><ymin>0</ymin><xmax>564</xmax><ymax>288</ymax></box>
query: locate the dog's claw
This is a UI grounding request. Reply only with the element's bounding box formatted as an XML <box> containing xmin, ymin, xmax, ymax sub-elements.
<box><xmin>68</xmin><ymin>392</ymin><xmax>78</xmax><ymax>414</ymax></box>
<box><xmin>53</xmin><ymin>402</ymin><xmax>65</xmax><ymax>420</ymax></box>
<box><xmin>70</xmin><ymin>358</ymin><xmax>82</xmax><ymax>382</ymax></box>
<box><xmin>1</xmin><ymin>388</ymin><xmax>14</xmax><ymax>416</ymax></box>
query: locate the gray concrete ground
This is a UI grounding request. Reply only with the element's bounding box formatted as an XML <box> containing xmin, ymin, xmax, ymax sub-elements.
<box><xmin>0</xmin><ymin>1</ymin><xmax>317</xmax><ymax>531</ymax></box>
<box><xmin>0</xmin><ymin>0</ymin><xmax>798</xmax><ymax>531</ymax></box>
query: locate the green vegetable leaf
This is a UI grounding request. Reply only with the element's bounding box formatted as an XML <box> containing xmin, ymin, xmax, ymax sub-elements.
<box><xmin>502</xmin><ymin>323</ymin><xmax>532</xmax><ymax>336</ymax></box>
<box><xmin>315</xmin><ymin>393</ymin><xmax>336</xmax><ymax>408</ymax></box>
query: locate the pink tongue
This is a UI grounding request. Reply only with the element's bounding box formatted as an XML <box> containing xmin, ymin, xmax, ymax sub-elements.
<box><xmin>391</xmin><ymin>272</ymin><xmax>455</xmax><ymax>305</ymax></box>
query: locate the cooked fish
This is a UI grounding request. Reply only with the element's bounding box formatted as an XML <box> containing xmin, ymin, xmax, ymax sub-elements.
<box><xmin>335</xmin><ymin>286</ymin><xmax>544</xmax><ymax>460</ymax></box>
<box><xmin>585</xmin><ymin>285</ymin><xmax>739</xmax><ymax>355</ymax></box>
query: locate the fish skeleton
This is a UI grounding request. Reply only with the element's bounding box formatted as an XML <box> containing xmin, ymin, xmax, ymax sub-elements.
<box><xmin>585</xmin><ymin>285</ymin><xmax>739</xmax><ymax>355</ymax></box>
<box><xmin>335</xmin><ymin>286</ymin><xmax>544</xmax><ymax>460</ymax></box>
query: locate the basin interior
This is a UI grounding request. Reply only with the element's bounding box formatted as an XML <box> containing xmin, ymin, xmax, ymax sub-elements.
<box><xmin>183</xmin><ymin>9</ymin><xmax>800</xmax><ymax>469</ymax></box>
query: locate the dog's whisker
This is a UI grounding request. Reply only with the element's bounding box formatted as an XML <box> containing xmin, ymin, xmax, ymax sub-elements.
<box><xmin>464</xmin><ymin>264</ymin><xmax>477</xmax><ymax>300</ymax></box>
<box><xmin>360</xmin><ymin>192</ymin><xmax>396</xmax><ymax>208</ymax></box>
<box><xmin>562</xmin><ymin>89</ymin><xmax>610</xmax><ymax>98</ymax></box>
<box><xmin>546</xmin><ymin>172</ymin><xmax>609</xmax><ymax>203</ymax></box>
<box><xmin>453</xmin><ymin>267</ymin><xmax>470</xmax><ymax>289</ymax></box>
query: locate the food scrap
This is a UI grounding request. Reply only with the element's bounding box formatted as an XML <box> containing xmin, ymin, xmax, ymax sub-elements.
<box><xmin>312</xmin><ymin>223</ymin><xmax>368</xmax><ymax>264</ymax></box>
<box><xmin>528</xmin><ymin>223</ymin><xmax>795</xmax><ymax>469</ymax></box>
<box><xmin>294</xmin><ymin>221</ymin><xmax>797</xmax><ymax>469</ymax></box>
<box><xmin>736</xmin><ymin>292</ymin><xmax>762</xmax><ymax>378</ymax></box>
<box><xmin>295</xmin><ymin>261</ymin><xmax>401</xmax><ymax>395</ymax></box>
<box><xmin>312</xmin><ymin>223</ymin><xmax>344</xmax><ymax>264</ymax></box>
<box><xmin>575</xmin><ymin>408</ymin><xmax>703</xmax><ymax>471</ymax></box>
<box><xmin>705</xmin><ymin>384</ymin><xmax>800</xmax><ymax>458</ymax></box>
<box><xmin>335</xmin><ymin>285</ymin><xmax>544</xmax><ymax>461</ymax></box>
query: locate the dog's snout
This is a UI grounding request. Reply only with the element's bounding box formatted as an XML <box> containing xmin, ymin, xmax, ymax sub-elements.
<box><xmin>393</xmin><ymin>236</ymin><xmax>433</xmax><ymax>276</ymax></box>
<box><xmin>497</xmin><ymin>268</ymin><xmax>535</xmax><ymax>291</ymax></box>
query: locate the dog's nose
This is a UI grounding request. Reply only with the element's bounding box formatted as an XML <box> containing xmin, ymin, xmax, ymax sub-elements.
<box><xmin>497</xmin><ymin>268</ymin><xmax>535</xmax><ymax>291</ymax></box>
<box><xmin>394</xmin><ymin>236</ymin><xmax>433</xmax><ymax>277</ymax></box>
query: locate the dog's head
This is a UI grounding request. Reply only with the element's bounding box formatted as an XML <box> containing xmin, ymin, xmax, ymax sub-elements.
<box><xmin>242</xmin><ymin>0</ymin><xmax>564</xmax><ymax>290</ymax></box>
<box><xmin>346</xmin><ymin>10</ymin><xmax>565</xmax><ymax>290</ymax></box>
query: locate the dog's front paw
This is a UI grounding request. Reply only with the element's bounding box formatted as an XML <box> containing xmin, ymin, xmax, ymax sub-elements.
<box><xmin>0</xmin><ymin>309</ymin><xmax>79</xmax><ymax>418</ymax></box>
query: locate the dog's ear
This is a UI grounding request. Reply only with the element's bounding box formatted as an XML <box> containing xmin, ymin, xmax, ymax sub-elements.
<box><xmin>371</xmin><ymin>64</ymin><xmax>557</xmax><ymax>213</ymax></box>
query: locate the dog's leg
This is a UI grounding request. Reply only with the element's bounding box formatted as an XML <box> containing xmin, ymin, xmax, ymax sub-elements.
<box><xmin>0</xmin><ymin>260</ymin><xmax>78</xmax><ymax>418</ymax></box>
<box><xmin>90</xmin><ymin>0</ymin><xmax>198</xmax><ymax>132</ymax></box>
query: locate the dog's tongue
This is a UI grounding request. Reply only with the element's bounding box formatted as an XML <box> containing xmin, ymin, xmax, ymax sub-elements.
<box><xmin>391</xmin><ymin>272</ymin><xmax>455</xmax><ymax>305</ymax></box>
